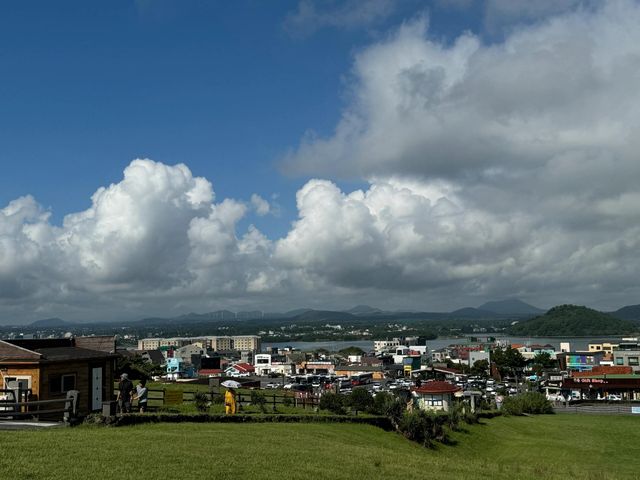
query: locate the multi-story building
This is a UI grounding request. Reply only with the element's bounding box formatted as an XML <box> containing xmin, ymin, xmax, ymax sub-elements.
<box><xmin>588</xmin><ymin>343</ymin><xmax>619</xmax><ymax>355</ymax></box>
<box><xmin>233</xmin><ymin>335</ymin><xmax>261</xmax><ymax>352</ymax></box>
<box><xmin>613</xmin><ymin>349</ymin><xmax>640</xmax><ymax>372</ymax></box>
<box><xmin>374</xmin><ymin>338</ymin><xmax>401</xmax><ymax>353</ymax></box>
<box><xmin>139</xmin><ymin>335</ymin><xmax>261</xmax><ymax>353</ymax></box>
<box><xmin>138</xmin><ymin>337</ymin><xmax>206</xmax><ymax>351</ymax></box>
<box><xmin>209</xmin><ymin>336</ymin><xmax>233</xmax><ymax>351</ymax></box>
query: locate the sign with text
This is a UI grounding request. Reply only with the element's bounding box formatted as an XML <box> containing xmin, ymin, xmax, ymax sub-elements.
<box><xmin>164</xmin><ymin>390</ymin><xmax>183</xmax><ymax>405</ymax></box>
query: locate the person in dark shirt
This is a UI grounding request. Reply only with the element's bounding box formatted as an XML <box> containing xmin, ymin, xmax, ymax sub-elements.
<box><xmin>117</xmin><ymin>373</ymin><xmax>133</xmax><ymax>414</ymax></box>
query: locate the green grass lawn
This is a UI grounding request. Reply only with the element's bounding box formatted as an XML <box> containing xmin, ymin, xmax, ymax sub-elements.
<box><xmin>0</xmin><ymin>415</ymin><xmax>638</xmax><ymax>479</ymax></box>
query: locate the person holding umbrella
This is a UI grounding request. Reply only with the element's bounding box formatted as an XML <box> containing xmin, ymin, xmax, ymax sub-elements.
<box><xmin>224</xmin><ymin>387</ymin><xmax>237</xmax><ymax>415</ymax></box>
<box><xmin>221</xmin><ymin>380</ymin><xmax>241</xmax><ymax>415</ymax></box>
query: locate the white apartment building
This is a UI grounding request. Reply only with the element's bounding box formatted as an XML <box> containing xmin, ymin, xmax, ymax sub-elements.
<box><xmin>138</xmin><ymin>337</ymin><xmax>206</xmax><ymax>351</ymax></box>
<box><xmin>374</xmin><ymin>338</ymin><xmax>401</xmax><ymax>354</ymax></box>
<box><xmin>139</xmin><ymin>335</ymin><xmax>261</xmax><ymax>353</ymax></box>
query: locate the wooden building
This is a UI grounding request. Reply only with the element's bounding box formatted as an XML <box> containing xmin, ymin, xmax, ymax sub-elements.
<box><xmin>0</xmin><ymin>336</ymin><xmax>118</xmax><ymax>416</ymax></box>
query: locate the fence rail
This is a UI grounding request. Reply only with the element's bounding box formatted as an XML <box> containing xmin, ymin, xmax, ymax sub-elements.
<box><xmin>116</xmin><ymin>388</ymin><xmax>320</xmax><ymax>410</ymax></box>
<box><xmin>0</xmin><ymin>390</ymin><xmax>78</xmax><ymax>421</ymax></box>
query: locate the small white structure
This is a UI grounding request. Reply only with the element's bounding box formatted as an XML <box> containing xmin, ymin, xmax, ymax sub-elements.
<box><xmin>469</xmin><ymin>350</ymin><xmax>490</xmax><ymax>367</ymax></box>
<box><xmin>412</xmin><ymin>381</ymin><xmax>461</xmax><ymax>412</ymax></box>
<box><xmin>254</xmin><ymin>354</ymin><xmax>272</xmax><ymax>376</ymax></box>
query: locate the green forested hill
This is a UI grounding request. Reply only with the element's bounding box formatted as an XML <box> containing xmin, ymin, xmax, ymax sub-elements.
<box><xmin>508</xmin><ymin>304</ymin><xmax>637</xmax><ymax>336</ymax></box>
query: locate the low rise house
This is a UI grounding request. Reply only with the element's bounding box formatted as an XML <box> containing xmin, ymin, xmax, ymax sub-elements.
<box><xmin>225</xmin><ymin>362</ymin><xmax>255</xmax><ymax>377</ymax></box>
<box><xmin>412</xmin><ymin>381</ymin><xmax>461</xmax><ymax>412</ymax></box>
<box><xmin>0</xmin><ymin>336</ymin><xmax>117</xmax><ymax>416</ymax></box>
<box><xmin>334</xmin><ymin>364</ymin><xmax>385</xmax><ymax>380</ymax></box>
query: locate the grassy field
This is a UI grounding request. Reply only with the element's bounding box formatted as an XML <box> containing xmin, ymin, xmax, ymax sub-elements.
<box><xmin>0</xmin><ymin>415</ymin><xmax>638</xmax><ymax>479</ymax></box>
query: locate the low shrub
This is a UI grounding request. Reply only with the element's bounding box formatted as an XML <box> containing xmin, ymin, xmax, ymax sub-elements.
<box><xmin>397</xmin><ymin>410</ymin><xmax>450</xmax><ymax>448</ymax></box>
<box><xmin>194</xmin><ymin>392</ymin><xmax>210</xmax><ymax>413</ymax></box>
<box><xmin>370</xmin><ymin>392</ymin><xmax>396</xmax><ymax>416</ymax></box>
<box><xmin>250</xmin><ymin>390</ymin><xmax>268</xmax><ymax>413</ymax></box>
<box><xmin>319</xmin><ymin>392</ymin><xmax>346</xmax><ymax>415</ymax></box>
<box><xmin>502</xmin><ymin>392</ymin><xmax>554</xmax><ymax>415</ymax></box>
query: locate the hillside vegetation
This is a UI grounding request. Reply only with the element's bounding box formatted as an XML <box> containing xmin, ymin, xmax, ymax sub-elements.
<box><xmin>0</xmin><ymin>415</ymin><xmax>638</xmax><ymax>479</ymax></box>
<box><xmin>508</xmin><ymin>304</ymin><xmax>636</xmax><ymax>336</ymax></box>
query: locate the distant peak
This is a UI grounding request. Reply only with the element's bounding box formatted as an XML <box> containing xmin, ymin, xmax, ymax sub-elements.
<box><xmin>478</xmin><ymin>299</ymin><xmax>543</xmax><ymax>315</ymax></box>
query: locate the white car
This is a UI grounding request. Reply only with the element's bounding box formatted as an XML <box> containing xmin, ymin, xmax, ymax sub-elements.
<box><xmin>607</xmin><ymin>394</ymin><xmax>622</xmax><ymax>401</ymax></box>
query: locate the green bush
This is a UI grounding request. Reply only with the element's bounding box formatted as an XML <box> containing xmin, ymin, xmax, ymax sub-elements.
<box><xmin>370</xmin><ymin>392</ymin><xmax>395</xmax><ymax>416</ymax></box>
<box><xmin>502</xmin><ymin>392</ymin><xmax>554</xmax><ymax>415</ymax></box>
<box><xmin>347</xmin><ymin>388</ymin><xmax>373</xmax><ymax>413</ymax></box>
<box><xmin>250</xmin><ymin>390</ymin><xmax>267</xmax><ymax>413</ymax></box>
<box><xmin>194</xmin><ymin>392</ymin><xmax>210</xmax><ymax>413</ymax></box>
<box><xmin>397</xmin><ymin>410</ymin><xmax>449</xmax><ymax>448</ymax></box>
<box><xmin>319</xmin><ymin>392</ymin><xmax>346</xmax><ymax>415</ymax></box>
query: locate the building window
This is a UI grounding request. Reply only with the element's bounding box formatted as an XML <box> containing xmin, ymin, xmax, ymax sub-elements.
<box><xmin>615</xmin><ymin>357</ymin><xmax>624</xmax><ymax>365</ymax></box>
<box><xmin>425</xmin><ymin>395</ymin><xmax>443</xmax><ymax>407</ymax></box>
<box><xmin>49</xmin><ymin>374</ymin><xmax>77</xmax><ymax>394</ymax></box>
<box><xmin>629</xmin><ymin>357</ymin><xmax>639</xmax><ymax>366</ymax></box>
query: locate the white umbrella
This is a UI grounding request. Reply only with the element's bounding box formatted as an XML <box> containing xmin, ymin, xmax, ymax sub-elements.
<box><xmin>221</xmin><ymin>380</ymin><xmax>242</xmax><ymax>389</ymax></box>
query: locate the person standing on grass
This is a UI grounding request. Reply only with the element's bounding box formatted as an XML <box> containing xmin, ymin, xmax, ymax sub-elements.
<box><xmin>225</xmin><ymin>387</ymin><xmax>237</xmax><ymax>415</ymax></box>
<box><xmin>133</xmin><ymin>378</ymin><xmax>149</xmax><ymax>413</ymax></box>
<box><xmin>117</xmin><ymin>373</ymin><xmax>133</xmax><ymax>414</ymax></box>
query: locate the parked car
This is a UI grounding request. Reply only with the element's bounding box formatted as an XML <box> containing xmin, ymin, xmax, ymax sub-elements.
<box><xmin>607</xmin><ymin>394</ymin><xmax>622</xmax><ymax>401</ymax></box>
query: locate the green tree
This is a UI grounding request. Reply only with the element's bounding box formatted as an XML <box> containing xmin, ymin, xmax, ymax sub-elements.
<box><xmin>347</xmin><ymin>387</ymin><xmax>373</xmax><ymax>413</ymax></box>
<box><xmin>470</xmin><ymin>359</ymin><xmax>489</xmax><ymax>378</ymax></box>
<box><xmin>116</xmin><ymin>354</ymin><xmax>164</xmax><ymax>380</ymax></box>
<box><xmin>319</xmin><ymin>392</ymin><xmax>345</xmax><ymax>415</ymax></box>
<box><xmin>338</xmin><ymin>346</ymin><xmax>366</xmax><ymax>357</ymax></box>
<box><xmin>492</xmin><ymin>347</ymin><xmax>525</xmax><ymax>378</ymax></box>
<box><xmin>531</xmin><ymin>352</ymin><xmax>556</xmax><ymax>375</ymax></box>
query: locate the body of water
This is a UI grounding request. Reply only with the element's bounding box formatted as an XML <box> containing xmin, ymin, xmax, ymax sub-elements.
<box><xmin>266</xmin><ymin>335</ymin><xmax>636</xmax><ymax>353</ymax></box>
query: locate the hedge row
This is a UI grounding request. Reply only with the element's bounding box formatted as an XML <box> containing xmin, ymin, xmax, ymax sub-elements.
<box><xmin>85</xmin><ymin>412</ymin><xmax>394</xmax><ymax>430</ymax></box>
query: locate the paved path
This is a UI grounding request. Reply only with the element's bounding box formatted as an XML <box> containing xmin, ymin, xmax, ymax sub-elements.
<box><xmin>0</xmin><ymin>420</ymin><xmax>63</xmax><ymax>430</ymax></box>
<box><xmin>554</xmin><ymin>403</ymin><xmax>637</xmax><ymax>415</ymax></box>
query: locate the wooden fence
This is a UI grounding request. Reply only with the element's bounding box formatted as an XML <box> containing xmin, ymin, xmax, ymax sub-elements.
<box><xmin>0</xmin><ymin>389</ymin><xmax>79</xmax><ymax>421</ymax></box>
<box><xmin>117</xmin><ymin>388</ymin><xmax>320</xmax><ymax>411</ymax></box>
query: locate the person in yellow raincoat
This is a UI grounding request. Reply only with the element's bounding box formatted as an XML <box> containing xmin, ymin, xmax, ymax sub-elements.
<box><xmin>224</xmin><ymin>387</ymin><xmax>237</xmax><ymax>415</ymax></box>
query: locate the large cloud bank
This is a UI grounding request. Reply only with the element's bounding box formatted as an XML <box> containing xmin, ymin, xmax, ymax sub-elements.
<box><xmin>281</xmin><ymin>1</ymin><xmax>640</xmax><ymax>308</ymax></box>
<box><xmin>4</xmin><ymin>2</ymin><xmax>640</xmax><ymax>321</ymax></box>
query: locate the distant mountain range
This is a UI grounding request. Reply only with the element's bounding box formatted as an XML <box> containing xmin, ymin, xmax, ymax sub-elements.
<box><xmin>478</xmin><ymin>299</ymin><xmax>545</xmax><ymax>315</ymax></box>
<box><xmin>28</xmin><ymin>318</ymin><xmax>73</xmax><ymax>328</ymax></box>
<box><xmin>16</xmin><ymin>299</ymin><xmax>640</xmax><ymax>328</ymax></box>
<box><xmin>610</xmin><ymin>304</ymin><xmax>640</xmax><ymax>321</ymax></box>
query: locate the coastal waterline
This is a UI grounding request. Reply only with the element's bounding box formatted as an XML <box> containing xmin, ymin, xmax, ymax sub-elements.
<box><xmin>265</xmin><ymin>335</ymin><xmax>635</xmax><ymax>353</ymax></box>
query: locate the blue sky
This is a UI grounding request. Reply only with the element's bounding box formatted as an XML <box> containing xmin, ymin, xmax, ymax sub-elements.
<box><xmin>2</xmin><ymin>1</ymin><xmax>640</xmax><ymax>323</ymax></box>
<box><xmin>0</xmin><ymin>1</ymin><xmax>488</xmax><ymax>236</ymax></box>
